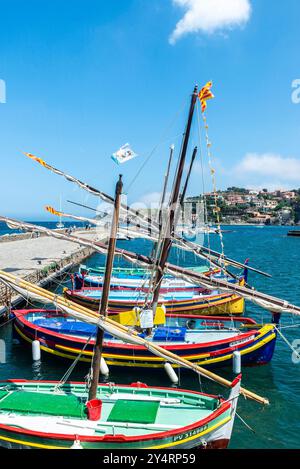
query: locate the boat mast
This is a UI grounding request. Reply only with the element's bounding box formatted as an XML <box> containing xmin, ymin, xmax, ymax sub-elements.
<box><xmin>179</xmin><ymin>145</ymin><xmax>198</xmax><ymax>230</ymax></box>
<box><xmin>159</xmin><ymin>144</ymin><xmax>175</xmax><ymax>228</ymax></box>
<box><xmin>88</xmin><ymin>174</ymin><xmax>123</xmax><ymax>401</ymax></box>
<box><xmin>143</xmin><ymin>145</ymin><xmax>176</xmax><ymax>307</ymax></box>
<box><xmin>151</xmin><ymin>86</ymin><xmax>198</xmax><ymax>313</ymax></box>
<box><xmin>180</xmin><ymin>146</ymin><xmax>197</xmax><ymax>206</ymax></box>
<box><xmin>57</xmin><ymin>195</ymin><xmax>63</xmax><ymax>228</ymax></box>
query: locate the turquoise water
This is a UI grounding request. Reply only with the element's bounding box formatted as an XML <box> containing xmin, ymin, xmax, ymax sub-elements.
<box><xmin>0</xmin><ymin>221</ymin><xmax>84</xmax><ymax>237</ymax></box>
<box><xmin>1</xmin><ymin>225</ymin><xmax>300</xmax><ymax>448</ymax></box>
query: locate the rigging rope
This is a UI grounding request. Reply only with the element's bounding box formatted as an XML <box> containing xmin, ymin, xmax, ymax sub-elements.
<box><xmin>125</xmin><ymin>97</ymin><xmax>187</xmax><ymax>193</ymax></box>
<box><xmin>196</xmin><ymin>100</ymin><xmax>212</xmax><ymax>270</ymax></box>
<box><xmin>201</xmin><ymin>102</ymin><xmax>226</xmax><ymax>270</ymax></box>
<box><xmin>275</xmin><ymin>326</ymin><xmax>300</xmax><ymax>360</ymax></box>
<box><xmin>52</xmin><ymin>331</ymin><xmax>94</xmax><ymax>393</ymax></box>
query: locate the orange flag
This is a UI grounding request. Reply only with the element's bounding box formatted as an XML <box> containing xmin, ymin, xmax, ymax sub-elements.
<box><xmin>24</xmin><ymin>152</ymin><xmax>52</xmax><ymax>170</ymax></box>
<box><xmin>45</xmin><ymin>206</ymin><xmax>62</xmax><ymax>217</ymax></box>
<box><xmin>198</xmin><ymin>81</ymin><xmax>214</xmax><ymax>113</ymax></box>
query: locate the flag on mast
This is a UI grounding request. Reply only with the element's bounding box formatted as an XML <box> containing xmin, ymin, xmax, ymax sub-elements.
<box><xmin>45</xmin><ymin>206</ymin><xmax>62</xmax><ymax>217</ymax></box>
<box><xmin>198</xmin><ymin>82</ymin><xmax>214</xmax><ymax>113</ymax></box>
<box><xmin>111</xmin><ymin>143</ymin><xmax>138</xmax><ymax>165</ymax></box>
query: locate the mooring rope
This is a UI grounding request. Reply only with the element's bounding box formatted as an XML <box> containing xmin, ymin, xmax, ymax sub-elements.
<box><xmin>275</xmin><ymin>326</ymin><xmax>300</xmax><ymax>360</ymax></box>
<box><xmin>53</xmin><ymin>332</ymin><xmax>94</xmax><ymax>393</ymax></box>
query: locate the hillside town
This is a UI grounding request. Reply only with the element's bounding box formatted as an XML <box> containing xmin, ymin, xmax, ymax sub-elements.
<box><xmin>186</xmin><ymin>188</ymin><xmax>300</xmax><ymax>225</ymax></box>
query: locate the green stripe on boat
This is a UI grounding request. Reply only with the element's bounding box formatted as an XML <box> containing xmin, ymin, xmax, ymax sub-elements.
<box><xmin>107</xmin><ymin>400</ymin><xmax>159</xmax><ymax>424</ymax></box>
<box><xmin>0</xmin><ymin>391</ymin><xmax>86</xmax><ymax>419</ymax></box>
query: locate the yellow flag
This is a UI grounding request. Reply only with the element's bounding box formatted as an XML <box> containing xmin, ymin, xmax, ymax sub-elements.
<box><xmin>198</xmin><ymin>81</ymin><xmax>214</xmax><ymax>113</ymax></box>
<box><xmin>45</xmin><ymin>206</ymin><xmax>62</xmax><ymax>217</ymax></box>
<box><xmin>24</xmin><ymin>152</ymin><xmax>50</xmax><ymax>169</ymax></box>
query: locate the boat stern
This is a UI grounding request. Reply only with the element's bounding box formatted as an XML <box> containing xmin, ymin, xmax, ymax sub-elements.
<box><xmin>204</xmin><ymin>374</ymin><xmax>241</xmax><ymax>449</ymax></box>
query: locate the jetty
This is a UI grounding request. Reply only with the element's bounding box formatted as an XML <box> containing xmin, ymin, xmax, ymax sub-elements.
<box><xmin>0</xmin><ymin>229</ymin><xmax>107</xmax><ymax>318</ymax></box>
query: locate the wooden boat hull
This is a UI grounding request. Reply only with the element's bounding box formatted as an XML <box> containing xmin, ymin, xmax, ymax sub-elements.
<box><xmin>287</xmin><ymin>230</ymin><xmax>300</xmax><ymax>237</ymax></box>
<box><xmin>76</xmin><ymin>266</ymin><xmax>221</xmax><ymax>290</ymax></box>
<box><xmin>0</xmin><ymin>380</ymin><xmax>240</xmax><ymax>449</ymax></box>
<box><xmin>79</xmin><ymin>264</ymin><xmax>218</xmax><ymax>278</ymax></box>
<box><xmin>64</xmin><ymin>288</ymin><xmax>245</xmax><ymax>316</ymax></box>
<box><xmin>76</xmin><ymin>273</ymin><xmax>200</xmax><ymax>290</ymax></box>
<box><xmin>13</xmin><ymin>310</ymin><xmax>277</xmax><ymax>369</ymax></box>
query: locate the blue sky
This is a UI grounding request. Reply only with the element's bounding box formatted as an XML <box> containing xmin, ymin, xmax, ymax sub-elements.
<box><xmin>0</xmin><ymin>0</ymin><xmax>300</xmax><ymax>219</ymax></box>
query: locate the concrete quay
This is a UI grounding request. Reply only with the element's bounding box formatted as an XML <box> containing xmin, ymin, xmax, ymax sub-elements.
<box><xmin>0</xmin><ymin>230</ymin><xmax>106</xmax><ymax>318</ymax></box>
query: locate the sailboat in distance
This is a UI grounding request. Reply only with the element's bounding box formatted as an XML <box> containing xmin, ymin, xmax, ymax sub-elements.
<box><xmin>56</xmin><ymin>195</ymin><xmax>65</xmax><ymax>229</ymax></box>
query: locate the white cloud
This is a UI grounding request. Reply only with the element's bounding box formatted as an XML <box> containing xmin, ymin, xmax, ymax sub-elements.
<box><xmin>169</xmin><ymin>0</ymin><xmax>252</xmax><ymax>44</ymax></box>
<box><xmin>234</xmin><ymin>153</ymin><xmax>300</xmax><ymax>183</ymax></box>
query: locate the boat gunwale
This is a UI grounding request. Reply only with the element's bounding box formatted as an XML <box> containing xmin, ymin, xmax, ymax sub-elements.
<box><xmin>64</xmin><ymin>288</ymin><xmax>238</xmax><ymax>306</ymax></box>
<box><xmin>13</xmin><ymin>309</ymin><xmax>264</xmax><ymax>351</ymax></box>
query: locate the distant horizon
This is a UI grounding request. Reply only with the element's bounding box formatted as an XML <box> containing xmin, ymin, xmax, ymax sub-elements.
<box><xmin>3</xmin><ymin>185</ymin><xmax>300</xmax><ymax>220</ymax></box>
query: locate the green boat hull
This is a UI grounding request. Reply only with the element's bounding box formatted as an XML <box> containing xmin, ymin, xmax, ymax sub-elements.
<box><xmin>0</xmin><ymin>379</ymin><xmax>239</xmax><ymax>449</ymax></box>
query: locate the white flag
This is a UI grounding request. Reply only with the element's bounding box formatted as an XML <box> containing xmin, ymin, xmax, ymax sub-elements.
<box><xmin>111</xmin><ymin>143</ymin><xmax>138</xmax><ymax>165</ymax></box>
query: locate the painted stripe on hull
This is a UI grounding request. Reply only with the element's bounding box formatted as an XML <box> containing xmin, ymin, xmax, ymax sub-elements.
<box><xmin>64</xmin><ymin>291</ymin><xmax>245</xmax><ymax>316</ymax></box>
<box><xmin>0</xmin><ymin>380</ymin><xmax>234</xmax><ymax>450</ymax></box>
<box><xmin>14</xmin><ymin>321</ymin><xmax>276</xmax><ymax>369</ymax></box>
<box><xmin>0</xmin><ymin>415</ymin><xmax>232</xmax><ymax>449</ymax></box>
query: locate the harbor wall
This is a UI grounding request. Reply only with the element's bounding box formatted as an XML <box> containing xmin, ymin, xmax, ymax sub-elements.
<box><xmin>0</xmin><ymin>230</ymin><xmax>105</xmax><ymax>319</ymax></box>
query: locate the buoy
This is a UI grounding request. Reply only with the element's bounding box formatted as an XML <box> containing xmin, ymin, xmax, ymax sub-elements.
<box><xmin>201</xmin><ymin>439</ymin><xmax>207</xmax><ymax>448</ymax></box>
<box><xmin>100</xmin><ymin>356</ymin><xmax>109</xmax><ymax>376</ymax></box>
<box><xmin>164</xmin><ymin>362</ymin><xmax>179</xmax><ymax>384</ymax></box>
<box><xmin>70</xmin><ymin>439</ymin><xmax>83</xmax><ymax>449</ymax></box>
<box><xmin>233</xmin><ymin>351</ymin><xmax>241</xmax><ymax>374</ymax></box>
<box><xmin>32</xmin><ymin>340</ymin><xmax>41</xmax><ymax>361</ymax></box>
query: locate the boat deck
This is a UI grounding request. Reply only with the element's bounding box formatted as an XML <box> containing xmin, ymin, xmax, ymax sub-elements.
<box><xmin>0</xmin><ymin>383</ymin><xmax>218</xmax><ymax>437</ymax></box>
<box><xmin>29</xmin><ymin>314</ymin><xmax>243</xmax><ymax>345</ymax></box>
<box><xmin>73</xmin><ymin>289</ymin><xmax>221</xmax><ymax>301</ymax></box>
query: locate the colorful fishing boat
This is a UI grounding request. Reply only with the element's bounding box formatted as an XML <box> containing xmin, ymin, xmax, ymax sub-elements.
<box><xmin>76</xmin><ymin>265</ymin><xmax>223</xmax><ymax>290</ymax></box>
<box><xmin>12</xmin><ymin>309</ymin><xmax>277</xmax><ymax>369</ymax></box>
<box><xmin>64</xmin><ymin>286</ymin><xmax>245</xmax><ymax>315</ymax></box>
<box><xmin>79</xmin><ymin>265</ymin><xmax>223</xmax><ymax>277</ymax></box>
<box><xmin>74</xmin><ymin>273</ymin><xmax>204</xmax><ymax>291</ymax></box>
<box><xmin>0</xmin><ymin>377</ymin><xmax>241</xmax><ymax>449</ymax></box>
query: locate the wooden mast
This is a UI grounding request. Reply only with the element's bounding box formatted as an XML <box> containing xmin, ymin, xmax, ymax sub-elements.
<box><xmin>159</xmin><ymin>144</ymin><xmax>175</xmax><ymax>228</ymax></box>
<box><xmin>88</xmin><ymin>174</ymin><xmax>123</xmax><ymax>401</ymax></box>
<box><xmin>179</xmin><ymin>145</ymin><xmax>198</xmax><ymax>231</ymax></box>
<box><xmin>151</xmin><ymin>86</ymin><xmax>198</xmax><ymax>313</ymax></box>
<box><xmin>180</xmin><ymin>146</ymin><xmax>197</xmax><ymax>206</ymax></box>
